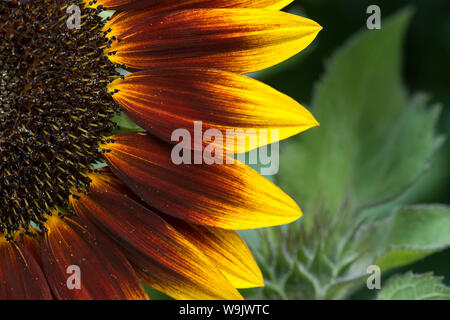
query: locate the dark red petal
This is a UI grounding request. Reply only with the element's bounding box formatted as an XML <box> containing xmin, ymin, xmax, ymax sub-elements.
<box><xmin>21</xmin><ymin>234</ymin><xmax>43</xmax><ymax>269</ymax></box>
<box><xmin>0</xmin><ymin>238</ymin><xmax>52</xmax><ymax>300</ymax></box>
<box><xmin>103</xmin><ymin>132</ymin><xmax>302</xmax><ymax>230</ymax></box>
<box><xmin>70</xmin><ymin>180</ymin><xmax>243</xmax><ymax>300</ymax></box>
<box><xmin>41</xmin><ymin>215</ymin><xmax>148</xmax><ymax>300</ymax></box>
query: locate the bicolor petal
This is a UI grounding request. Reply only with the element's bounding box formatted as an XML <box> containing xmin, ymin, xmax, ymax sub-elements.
<box><xmin>106</xmin><ymin>9</ymin><xmax>322</xmax><ymax>73</ymax></box>
<box><xmin>165</xmin><ymin>216</ymin><xmax>263</xmax><ymax>288</ymax></box>
<box><xmin>109</xmin><ymin>67</ymin><xmax>318</xmax><ymax>153</ymax></box>
<box><xmin>0</xmin><ymin>238</ymin><xmax>52</xmax><ymax>300</ymax></box>
<box><xmin>105</xmin><ymin>0</ymin><xmax>294</xmax><ymax>37</ymax></box>
<box><xmin>84</xmin><ymin>0</ymin><xmax>160</xmax><ymax>11</ymax></box>
<box><xmin>41</xmin><ymin>215</ymin><xmax>148</xmax><ymax>300</ymax></box>
<box><xmin>102</xmin><ymin>132</ymin><xmax>302</xmax><ymax>230</ymax></box>
<box><xmin>70</xmin><ymin>177</ymin><xmax>243</xmax><ymax>300</ymax></box>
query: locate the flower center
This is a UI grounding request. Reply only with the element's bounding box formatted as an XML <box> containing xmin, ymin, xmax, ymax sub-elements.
<box><xmin>0</xmin><ymin>0</ymin><xmax>119</xmax><ymax>239</ymax></box>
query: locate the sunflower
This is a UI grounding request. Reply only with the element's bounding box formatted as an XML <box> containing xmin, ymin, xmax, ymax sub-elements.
<box><xmin>0</xmin><ymin>0</ymin><xmax>321</xmax><ymax>300</ymax></box>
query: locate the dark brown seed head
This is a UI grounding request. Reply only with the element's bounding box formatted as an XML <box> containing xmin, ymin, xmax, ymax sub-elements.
<box><xmin>0</xmin><ymin>0</ymin><xmax>119</xmax><ymax>239</ymax></box>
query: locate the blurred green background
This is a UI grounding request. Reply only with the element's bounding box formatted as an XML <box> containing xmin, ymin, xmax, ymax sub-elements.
<box><xmin>249</xmin><ymin>0</ymin><xmax>449</xmax><ymax>299</ymax></box>
<box><xmin>266</xmin><ymin>0</ymin><xmax>450</xmax><ymax>199</ymax></box>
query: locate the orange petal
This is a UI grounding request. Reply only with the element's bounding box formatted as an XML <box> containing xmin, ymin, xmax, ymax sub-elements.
<box><xmin>165</xmin><ymin>216</ymin><xmax>263</xmax><ymax>288</ymax></box>
<box><xmin>70</xmin><ymin>180</ymin><xmax>242</xmax><ymax>300</ymax></box>
<box><xmin>103</xmin><ymin>132</ymin><xmax>302</xmax><ymax>230</ymax></box>
<box><xmin>0</xmin><ymin>238</ymin><xmax>52</xmax><ymax>300</ymax></box>
<box><xmin>106</xmin><ymin>9</ymin><xmax>322</xmax><ymax>73</ymax></box>
<box><xmin>109</xmin><ymin>68</ymin><xmax>317</xmax><ymax>153</ymax></box>
<box><xmin>41</xmin><ymin>215</ymin><xmax>148</xmax><ymax>300</ymax></box>
<box><xmin>106</xmin><ymin>0</ymin><xmax>294</xmax><ymax>37</ymax></box>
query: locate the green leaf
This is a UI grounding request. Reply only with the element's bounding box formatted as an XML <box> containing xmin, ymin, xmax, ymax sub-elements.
<box><xmin>109</xmin><ymin>69</ymin><xmax>144</xmax><ymax>134</ymax></box>
<box><xmin>375</xmin><ymin>205</ymin><xmax>450</xmax><ymax>271</ymax></box>
<box><xmin>111</xmin><ymin>111</ymin><xmax>145</xmax><ymax>134</ymax></box>
<box><xmin>278</xmin><ymin>8</ymin><xmax>442</xmax><ymax>216</ymax></box>
<box><xmin>98</xmin><ymin>10</ymin><xmax>114</xmax><ymax>20</ymax></box>
<box><xmin>378</xmin><ymin>272</ymin><xmax>450</xmax><ymax>300</ymax></box>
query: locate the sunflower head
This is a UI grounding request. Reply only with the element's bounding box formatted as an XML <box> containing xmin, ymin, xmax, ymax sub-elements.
<box><xmin>0</xmin><ymin>0</ymin><xmax>321</xmax><ymax>300</ymax></box>
<box><xmin>0</xmin><ymin>0</ymin><xmax>121</xmax><ymax>238</ymax></box>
